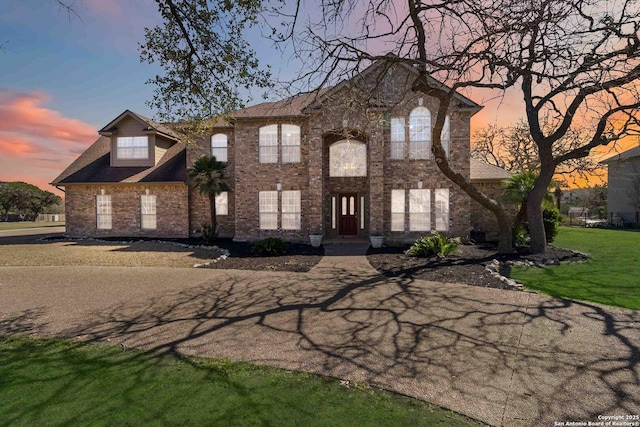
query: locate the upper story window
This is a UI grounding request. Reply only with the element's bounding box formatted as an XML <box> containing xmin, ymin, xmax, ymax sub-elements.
<box><xmin>116</xmin><ymin>136</ymin><xmax>148</xmax><ymax>159</ymax></box>
<box><xmin>259</xmin><ymin>124</ymin><xmax>301</xmax><ymax>164</ymax></box>
<box><xmin>281</xmin><ymin>125</ymin><xmax>301</xmax><ymax>163</ymax></box>
<box><xmin>392</xmin><ymin>110</ymin><xmax>450</xmax><ymax>160</ymax></box>
<box><xmin>211</xmin><ymin>134</ymin><xmax>228</xmax><ymax>162</ymax></box>
<box><xmin>409</xmin><ymin>107</ymin><xmax>431</xmax><ymax>159</ymax></box>
<box><xmin>441</xmin><ymin>116</ymin><xmax>450</xmax><ymax>158</ymax></box>
<box><xmin>390</xmin><ymin>117</ymin><xmax>405</xmax><ymax>160</ymax></box>
<box><xmin>329</xmin><ymin>140</ymin><xmax>367</xmax><ymax>177</ymax></box>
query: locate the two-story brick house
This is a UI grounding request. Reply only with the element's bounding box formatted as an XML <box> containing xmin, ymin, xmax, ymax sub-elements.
<box><xmin>52</xmin><ymin>60</ymin><xmax>508</xmax><ymax>242</ymax></box>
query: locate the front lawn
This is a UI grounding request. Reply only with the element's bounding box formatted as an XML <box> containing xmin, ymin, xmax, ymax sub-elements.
<box><xmin>0</xmin><ymin>335</ymin><xmax>482</xmax><ymax>427</ymax></box>
<box><xmin>511</xmin><ymin>227</ymin><xmax>640</xmax><ymax>310</ymax></box>
<box><xmin>0</xmin><ymin>221</ymin><xmax>64</xmax><ymax>231</ymax></box>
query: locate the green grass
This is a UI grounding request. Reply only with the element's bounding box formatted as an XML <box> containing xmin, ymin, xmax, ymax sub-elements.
<box><xmin>511</xmin><ymin>227</ymin><xmax>640</xmax><ymax>310</ymax></box>
<box><xmin>0</xmin><ymin>221</ymin><xmax>65</xmax><ymax>231</ymax></box>
<box><xmin>0</xmin><ymin>335</ymin><xmax>483</xmax><ymax>427</ymax></box>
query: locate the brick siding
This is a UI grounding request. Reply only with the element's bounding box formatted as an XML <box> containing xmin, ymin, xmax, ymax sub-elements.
<box><xmin>65</xmin><ymin>183</ymin><xmax>188</xmax><ymax>238</ymax></box>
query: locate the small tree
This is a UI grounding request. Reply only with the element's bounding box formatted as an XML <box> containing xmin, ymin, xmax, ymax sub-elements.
<box><xmin>503</xmin><ymin>171</ymin><xmax>539</xmax><ymax>236</ymax></box>
<box><xmin>188</xmin><ymin>155</ymin><xmax>230</xmax><ymax>241</ymax></box>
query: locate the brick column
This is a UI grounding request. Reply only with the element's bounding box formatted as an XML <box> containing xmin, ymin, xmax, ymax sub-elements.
<box><xmin>368</xmin><ymin>128</ymin><xmax>385</xmax><ymax>234</ymax></box>
<box><xmin>307</xmin><ymin>126</ymin><xmax>324</xmax><ymax>234</ymax></box>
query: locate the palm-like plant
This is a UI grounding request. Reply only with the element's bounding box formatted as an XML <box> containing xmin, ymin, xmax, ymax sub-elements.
<box><xmin>188</xmin><ymin>155</ymin><xmax>230</xmax><ymax>241</ymax></box>
<box><xmin>503</xmin><ymin>170</ymin><xmax>538</xmax><ymax>233</ymax></box>
<box><xmin>504</xmin><ymin>170</ymin><xmax>555</xmax><ymax>238</ymax></box>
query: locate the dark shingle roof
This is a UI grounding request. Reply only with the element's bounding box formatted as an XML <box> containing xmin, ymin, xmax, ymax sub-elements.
<box><xmin>52</xmin><ymin>136</ymin><xmax>186</xmax><ymax>185</ymax></box>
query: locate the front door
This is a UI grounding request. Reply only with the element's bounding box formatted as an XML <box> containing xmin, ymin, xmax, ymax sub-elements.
<box><xmin>338</xmin><ymin>193</ymin><xmax>358</xmax><ymax>235</ymax></box>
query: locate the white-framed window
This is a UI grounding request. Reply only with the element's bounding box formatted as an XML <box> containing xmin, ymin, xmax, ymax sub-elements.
<box><xmin>281</xmin><ymin>190</ymin><xmax>301</xmax><ymax>230</ymax></box>
<box><xmin>435</xmin><ymin>188</ymin><xmax>450</xmax><ymax>231</ymax></box>
<box><xmin>96</xmin><ymin>194</ymin><xmax>112</xmax><ymax>230</ymax></box>
<box><xmin>391</xmin><ymin>189</ymin><xmax>405</xmax><ymax>231</ymax></box>
<box><xmin>259</xmin><ymin>191</ymin><xmax>278</xmax><ymax>229</ymax></box>
<box><xmin>441</xmin><ymin>115</ymin><xmax>450</xmax><ymax>158</ymax></box>
<box><xmin>211</xmin><ymin>133</ymin><xmax>228</xmax><ymax>162</ymax></box>
<box><xmin>116</xmin><ymin>136</ymin><xmax>148</xmax><ymax>159</ymax></box>
<box><xmin>329</xmin><ymin>140</ymin><xmax>367</xmax><ymax>177</ymax></box>
<box><xmin>281</xmin><ymin>124</ymin><xmax>301</xmax><ymax>163</ymax></box>
<box><xmin>409</xmin><ymin>107</ymin><xmax>431</xmax><ymax>159</ymax></box>
<box><xmin>390</xmin><ymin>117</ymin><xmax>405</xmax><ymax>160</ymax></box>
<box><xmin>259</xmin><ymin>124</ymin><xmax>300</xmax><ymax>163</ymax></box>
<box><xmin>215</xmin><ymin>192</ymin><xmax>228</xmax><ymax>216</ymax></box>
<box><xmin>141</xmin><ymin>194</ymin><xmax>157</xmax><ymax>230</ymax></box>
<box><xmin>409</xmin><ymin>189</ymin><xmax>430</xmax><ymax>231</ymax></box>
<box><xmin>259</xmin><ymin>125</ymin><xmax>278</xmax><ymax>163</ymax></box>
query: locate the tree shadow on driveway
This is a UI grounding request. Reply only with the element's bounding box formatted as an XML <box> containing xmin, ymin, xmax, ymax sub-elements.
<box><xmin>2</xmin><ymin>264</ymin><xmax>639</xmax><ymax>426</ymax></box>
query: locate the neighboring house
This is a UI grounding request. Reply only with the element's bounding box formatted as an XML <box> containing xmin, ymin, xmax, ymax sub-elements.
<box><xmin>601</xmin><ymin>146</ymin><xmax>640</xmax><ymax>225</ymax></box>
<box><xmin>561</xmin><ymin>189</ymin><xmax>589</xmax><ymax>203</ymax></box>
<box><xmin>468</xmin><ymin>160</ymin><xmax>512</xmax><ymax>241</ymax></box>
<box><xmin>52</xmin><ymin>60</ymin><xmax>509</xmax><ymax>242</ymax></box>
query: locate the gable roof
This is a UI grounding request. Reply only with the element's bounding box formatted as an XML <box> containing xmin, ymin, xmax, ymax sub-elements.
<box><xmin>99</xmin><ymin>110</ymin><xmax>183</xmax><ymax>141</ymax></box>
<box><xmin>232</xmin><ymin>60</ymin><xmax>482</xmax><ymax>120</ymax></box>
<box><xmin>600</xmin><ymin>146</ymin><xmax>640</xmax><ymax>164</ymax></box>
<box><xmin>51</xmin><ymin>136</ymin><xmax>186</xmax><ymax>185</ymax></box>
<box><xmin>470</xmin><ymin>159</ymin><xmax>512</xmax><ymax>181</ymax></box>
<box><xmin>304</xmin><ymin>59</ymin><xmax>483</xmax><ymax>114</ymax></box>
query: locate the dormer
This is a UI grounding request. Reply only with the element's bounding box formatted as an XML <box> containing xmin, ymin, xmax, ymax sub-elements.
<box><xmin>99</xmin><ymin>110</ymin><xmax>182</xmax><ymax>167</ymax></box>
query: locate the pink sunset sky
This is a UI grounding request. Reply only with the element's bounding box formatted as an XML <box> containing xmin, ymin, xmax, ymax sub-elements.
<box><xmin>0</xmin><ymin>1</ymin><xmax>634</xmax><ymax>196</ymax></box>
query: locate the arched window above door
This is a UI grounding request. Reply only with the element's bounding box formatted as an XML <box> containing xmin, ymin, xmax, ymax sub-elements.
<box><xmin>329</xmin><ymin>140</ymin><xmax>367</xmax><ymax>177</ymax></box>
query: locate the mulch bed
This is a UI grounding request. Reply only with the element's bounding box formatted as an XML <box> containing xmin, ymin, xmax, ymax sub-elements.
<box><xmin>39</xmin><ymin>235</ymin><xmax>586</xmax><ymax>283</ymax></box>
<box><xmin>209</xmin><ymin>239</ymin><xmax>324</xmax><ymax>272</ymax></box>
<box><xmin>366</xmin><ymin>243</ymin><xmax>587</xmax><ymax>290</ymax></box>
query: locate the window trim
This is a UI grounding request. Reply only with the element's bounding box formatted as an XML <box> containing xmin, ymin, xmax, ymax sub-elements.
<box><xmin>409</xmin><ymin>107</ymin><xmax>431</xmax><ymax>160</ymax></box>
<box><xmin>390</xmin><ymin>189</ymin><xmax>405</xmax><ymax>231</ymax></box>
<box><xmin>140</xmin><ymin>194</ymin><xmax>157</xmax><ymax>230</ymax></box>
<box><xmin>281</xmin><ymin>124</ymin><xmax>301</xmax><ymax>163</ymax></box>
<box><xmin>409</xmin><ymin>188</ymin><xmax>431</xmax><ymax>231</ymax></box>
<box><xmin>329</xmin><ymin>139</ymin><xmax>367</xmax><ymax>177</ymax></box>
<box><xmin>390</xmin><ymin>117</ymin><xmax>405</xmax><ymax>160</ymax></box>
<box><xmin>259</xmin><ymin>191</ymin><xmax>278</xmax><ymax>230</ymax></box>
<box><xmin>259</xmin><ymin>124</ymin><xmax>301</xmax><ymax>164</ymax></box>
<box><xmin>211</xmin><ymin>133</ymin><xmax>228</xmax><ymax>163</ymax></box>
<box><xmin>281</xmin><ymin>190</ymin><xmax>301</xmax><ymax>230</ymax></box>
<box><xmin>259</xmin><ymin>125</ymin><xmax>279</xmax><ymax>164</ymax></box>
<box><xmin>215</xmin><ymin>192</ymin><xmax>229</xmax><ymax>216</ymax></box>
<box><xmin>96</xmin><ymin>194</ymin><xmax>112</xmax><ymax>230</ymax></box>
<box><xmin>116</xmin><ymin>136</ymin><xmax>149</xmax><ymax>160</ymax></box>
<box><xmin>435</xmin><ymin>188</ymin><xmax>450</xmax><ymax>231</ymax></box>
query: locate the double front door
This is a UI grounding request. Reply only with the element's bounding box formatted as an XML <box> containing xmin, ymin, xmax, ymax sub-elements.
<box><xmin>338</xmin><ymin>193</ymin><xmax>358</xmax><ymax>235</ymax></box>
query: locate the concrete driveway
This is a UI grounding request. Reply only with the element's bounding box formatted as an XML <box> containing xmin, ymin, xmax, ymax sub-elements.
<box><xmin>0</xmin><ymin>235</ymin><xmax>639</xmax><ymax>426</ymax></box>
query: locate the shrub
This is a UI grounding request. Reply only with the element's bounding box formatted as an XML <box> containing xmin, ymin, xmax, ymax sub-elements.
<box><xmin>543</xmin><ymin>203</ymin><xmax>562</xmax><ymax>243</ymax></box>
<box><xmin>251</xmin><ymin>237</ymin><xmax>287</xmax><ymax>256</ymax></box>
<box><xmin>406</xmin><ymin>231</ymin><xmax>461</xmax><ymax>258</ymax></box>
<box><xmin>201</xmin><ymin>223</ymin><xmax>216</xmax><ymax>242</ymax></box>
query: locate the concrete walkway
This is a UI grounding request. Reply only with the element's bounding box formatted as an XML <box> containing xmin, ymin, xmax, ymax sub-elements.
<box><xmin>0</xmin><ymin>241</ymin><xmax>639</xmax><ymax>426</ymax></box>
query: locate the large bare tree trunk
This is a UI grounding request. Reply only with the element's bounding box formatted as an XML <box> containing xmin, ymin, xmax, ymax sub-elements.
<box><xmin>413</xmin><ymin>75</ymin><xmax>514</xmax><ymax>254</ymax></box>
<box><xmin>527</xmin><ymin>164</ymin><xmax>555</xmax><ymax>253</ymax></box>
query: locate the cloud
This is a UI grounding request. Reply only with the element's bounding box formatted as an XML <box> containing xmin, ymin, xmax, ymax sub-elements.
<box><xmin>0</xmin><ymin>90</ymin><xmax>96</xmax><ymax>145</ymax></box>
<box><xmin>0</xmin><ymin>135</ymin><xmax>43</xmax><ymax>156</ymax></box>
<box><xmin>0</xmin><ymin>90</ymin><xmax>97</xmax><ymax>195</ymax></box>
